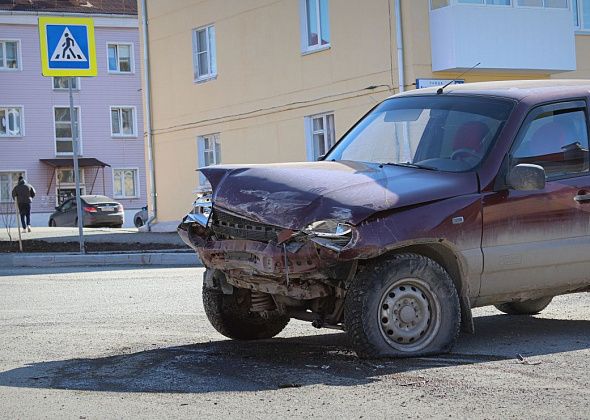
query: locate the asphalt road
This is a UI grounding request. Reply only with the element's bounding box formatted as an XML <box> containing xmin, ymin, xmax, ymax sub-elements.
<box><xmin>1</xmin><ymin>266</ymin><xmax>589</xmax><ymax>419</ymax></box>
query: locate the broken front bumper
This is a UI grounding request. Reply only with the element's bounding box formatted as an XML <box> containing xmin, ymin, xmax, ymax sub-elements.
<box><xmin>177</xmin><ymin>199</ymin><xmax>356</xmax><ymax>299</ymax></box>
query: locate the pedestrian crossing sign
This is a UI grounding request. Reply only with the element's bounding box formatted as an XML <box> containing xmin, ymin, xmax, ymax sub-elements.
<box><xmin>38</xmin><ymin>16</ymin><xmax>97</xmax><ymax>77</ymax></box>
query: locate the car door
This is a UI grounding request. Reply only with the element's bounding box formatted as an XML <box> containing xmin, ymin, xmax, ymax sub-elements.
<box><xmin>53</xmin><ymin>199</ymin><xmax>72</xmax><ymax>226</ymax></box>
<box><xmin>480</xmin><ymin>100</ymin><xmax>590</xmax><ymax>299</ymax></box>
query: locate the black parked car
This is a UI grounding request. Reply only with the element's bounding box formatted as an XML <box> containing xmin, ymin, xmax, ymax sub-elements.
<box><xmin>49</xmin><ymin>195</ymin><xmax>124</xmax><ymax>228</ymax></box>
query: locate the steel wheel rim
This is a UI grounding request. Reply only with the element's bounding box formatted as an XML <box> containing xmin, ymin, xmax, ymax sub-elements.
<box><xmin>378</xmin><ymin>278</ymin><xmax>441</xmax><ymax>352</ymax></box>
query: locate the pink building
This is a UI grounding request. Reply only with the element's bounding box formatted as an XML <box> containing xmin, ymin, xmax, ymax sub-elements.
<box><xmin>0</xmin><ymin>0</ymin><xmax>145</xmax><ymax>227</ymax></box>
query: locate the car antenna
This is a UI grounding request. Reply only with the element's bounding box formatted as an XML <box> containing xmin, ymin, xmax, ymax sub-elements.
<box><xmin>437</xmin><ymin>62</ymin><xmax>481</xmax><ymax>95</ymax></box>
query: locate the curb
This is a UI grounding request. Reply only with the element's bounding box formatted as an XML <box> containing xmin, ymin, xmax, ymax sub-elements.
<box><xmin>0</xmin><ymin>252</ymin><xmax>202</xmax><ymax>268</ymax></box>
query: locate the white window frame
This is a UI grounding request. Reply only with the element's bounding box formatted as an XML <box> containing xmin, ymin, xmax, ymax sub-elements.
<box><xmin>192</xmin><ymin>24</ymin><xmax>217</xmax><ymax>83</ymax></box>
<box><xmin>52</xmin><ymin>77</ymin><xmax>80</xmax><ymax>91</ymax></box>
<box><xmin>110</xmin><ymin>106</ymin><xmax>137</xmax><ymax>138</ymax></box>
<box><xmin>106</xmin><ymin>42</ymin><xmax>135</xmax><ymax>74</ymax></box>
<box><xmin>112</xmin><ymin>167</ymin><xmax>140</xmax><ymax>199</ymax></box>
<box><xmin>304</xmin><ymin>112</ymin><xmax>336</xmax><ymax>161</ymax></box>
<box><xmin>436</xmin><ymin>0</ymin><xmax>571</xmax><ymax>6</ymax></box>
<box><xmin>573</xmin><ymin>0</ymin><xmax>590</xmax><ymax>31</ymax></box>
<box><xmin>0</xmin><ymin>106</ymin><xmax>24</xmax><ymax>138</ymax></box>
<box><xmin>300</xmin><ymin>0</ymin><xmax>331</xmax><ymax>54</ymax></box>
<box><xmin>56</xmin><ymin>168</ymin><xmax>85</xmax><ymax>186</ymax></box>
<box><xmin>53</xmin><ymin>105</ymin><xmax>82</xmax><ymax>156</ymax></box>
<box><xmin>0</xmin><ymin>39</ymin><xmax>22</xmax><ymax>71</ymax></box>
<box><xmin>0</xmin><ymin>170</ymin><xmax>26</xmax><ymax>203</ymax></box>
<box><xmin>196</xmin><ymin>133</ymin><xmax>221</xmax><ymax>188</ymax></box>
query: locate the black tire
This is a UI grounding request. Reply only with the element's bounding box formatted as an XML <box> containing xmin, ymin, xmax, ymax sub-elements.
<box><xmin>203</xmin><ymin>282</ymin><xmax>290</xmax><ymax>340</ymax></box>
<box><xmin>494</xmin><ymin>297</ymin><xmax>553</xmax><ymax>315</ymax></box>
<box><xmin>134</xmin><ymin>218</ymin><xmax>144</xmax><ymax>228</ymax></box>
<box><xmin>344</xmin><ymin>253</ymin><xmax>461</xmax><ymax>359</ymax></box>
<box><xmin>112</xmin><ymin>224</ymin><xmax>123</xmax><ymax>228</ymax></box>
<box><xmin>49</xmin><ymin>219</ymin><xmax>56</xmax><ymax>227</ymax></box>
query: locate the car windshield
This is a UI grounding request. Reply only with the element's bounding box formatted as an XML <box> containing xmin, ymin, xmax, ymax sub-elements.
<box><xmin>326</xmin><ymin>95</ymin><xmax>515</xmax><ymax>172</ymax></box>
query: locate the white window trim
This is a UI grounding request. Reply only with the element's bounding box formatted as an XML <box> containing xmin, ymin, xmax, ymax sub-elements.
<box><xmin>196</xmin><ymin>133</ymin><xmax>220</xmax><ymax>189</ymax></box>
<box><xmin>53</xmin><ymin>105</ymin><xmax>83</xmax><ymax>157</ymax></box>
<box><xmin>0</xmin><ymin>169</ymin><xmax>26</xmax><ymax>203</ymax></box>
<box><xmin>106</xmin><ymin>42</ymin><xmax>135</xmax><ymax>74</ymax></box>
<box><xmin>192</xmin><ymin>24</ymin><xmax>217</xmax><ymax>83</ymax></box>
<box><xmin>304</xmin><ymin>112</ymin><xmax>335</xmax><ymax>161</ymax></box>
<box><xmin>56</xmin><ymin>168</ymin><xmax>85</xmax><ymax>185</ymax></box>
<box><xmin>0</xmin><ymin>105</ymin><xmax>25</xmax><ymax>138</ymax></box>
<box><xmin>436</xmin><ymin>0</ymin><xmax>570</xmax><ymax>7</ymax></box>
<box><xmin>0</xmin><ymin>39</ymin><xmax>23</xmax><ymax>71</ymax></box>
<box><xmin>573</xmin><ymin>0</ymin><xmax>590</xmax><ymax>32</ymax></box>
<box><xmin>52</xmin><ymin>77</ymin><xmax>81</xmax><ymax>91</ymax></box>
<box><xmin>109</xmin><ymin>105</ymin><xmax>138</xmax><ymax>138</ymax></box>
<box><xmin>112</xmin><ymin>167</ymin><xmax>141</xmax><ymax>199</ymax></box>
<box><xmin>299</xmin><ymin>0</ymin><xmax>331</xmax><ymax>55</ymax></box>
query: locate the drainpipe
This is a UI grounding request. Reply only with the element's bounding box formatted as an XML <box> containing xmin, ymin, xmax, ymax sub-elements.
<box><xmin>394</xmin><ymin>0</ymin><xmax>405</xmax><ymax>93</ymax></box>
<box><xmin>140</xmin><ymin>0</ymin><xmax>157</xmax><ymax>230</ymax></box>
<box><xmin>394</xmin><ymin>0</ymin><xmax>411</xmax><ymax>162</ymax></box>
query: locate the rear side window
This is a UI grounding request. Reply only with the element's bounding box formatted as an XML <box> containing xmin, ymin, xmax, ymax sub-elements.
<box><xmin>511</xmin><ymin>102</ymin><xmax>589</xmax><ymax>179</ymax></box>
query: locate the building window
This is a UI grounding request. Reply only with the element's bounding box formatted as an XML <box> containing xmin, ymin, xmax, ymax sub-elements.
<box><xmin>107</xmin><ymin>43</ymin><xmax>133</xmax><ymax>73</ymax></box>
<box><xmin>0</xmin><ymin>107</ymin><xmax>23</xmax><ymax>137</ymax></box>
<box><xmin>431</xmin><ymin>0</ymin><xmax>450</xmax><ymax>9</ymax></box>
<box><xmin>110</xmin><ymin>107</ymin><xmax>136</xmax><ymax>137</ymax></box>
<box><xmin>54</xmin><ymin>107</ymin><xmax>80</xmax><ymax>155</ymax></box>
<box><xmin>192</xmin><ymin>25</ymin><xmax>217</xmax><ymax>82</ymax></box>
<box><xmin>457</xmin><ymin>0</ymin><xmax>512</xmax><ymax>4</ymax></box>
<box><xmin>573</xmin><ymin>0</ymin><xmax>590</xmax><ymax>29</ymax></box>
<box><xmin>197</xmin><ymin>134</ymin><xmax>220</xmax><ymax>186</ymax></box>
<box><xmin>306</xmin><ymin>113</ymin><xmax>335</xmax><ymax>161</ymax></box>
<box><xmin>0</xmin><ymin>171</ymin><xmax>24</xmax><ymax>202</ymax></box>
<box><xmin>517</xmin><ymin>0</ymin><xmax>567</xmax><ymax>7</ymax></box>
<box><xmin>113</xmin><ymin>168</ymin><xmax>139</xmax><ymax>198</ymax></box>
<box><xmin>53</xmin><ymin>77</ymin><xmax>79</xmax><ymax>90</ymax></box>
<box><xmin>56</xmin><ymin>168</ymin><xmax>84</xmax><ymax>185</ymax></box>
<box><xmin>0</xmin><ymin>40</ymin><xmax>19</xmax><ymax>70</ymax></box>
<box><xmin>301</xmin><ymin>0</ymin><xmax>330</xmax><ymax>52</ymax></box>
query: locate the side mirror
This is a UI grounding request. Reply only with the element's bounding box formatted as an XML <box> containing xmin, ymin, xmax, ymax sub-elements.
<box><xmin>55</xmin><ymin>206</ymin><xmax>60</xmax><ymax>211</ymax></box>
<box><xmin>507</xmin><ymin>164</ymin><xmax>546</xmax><ymax>191</ymax></box>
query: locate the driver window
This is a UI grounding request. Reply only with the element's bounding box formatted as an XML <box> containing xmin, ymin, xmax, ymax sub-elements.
<box><xmin>61</xmin><ymin>200</ymin><xmax>73</xmax><ymax>211</ymax></box>
<box><xmin>512</xmin><ymin>107</ymin><xmax>589</xmax><ymax>179</ymax></box>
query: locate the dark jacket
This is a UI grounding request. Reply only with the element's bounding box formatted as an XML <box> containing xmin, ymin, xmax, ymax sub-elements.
<box><xmin>11</xmin><ymin>180</ymin><xmax>36</xmax><ymax>205</ymax></box>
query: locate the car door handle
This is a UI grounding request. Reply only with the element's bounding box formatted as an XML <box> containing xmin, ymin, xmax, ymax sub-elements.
<box><xmin>574</xmin><ymin>193</ymin><xmax>590</xmax><ymax>203</ymax></box>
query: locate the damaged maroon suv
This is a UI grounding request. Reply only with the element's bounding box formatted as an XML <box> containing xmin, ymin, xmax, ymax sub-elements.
<box><xmin>178</xmin><ymin>80</ymin><xmax>590</xmax><ymax>358</ymax></box>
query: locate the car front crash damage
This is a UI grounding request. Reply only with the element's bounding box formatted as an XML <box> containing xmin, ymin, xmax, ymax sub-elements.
<box><xmin>178</xmin><ymin>191</ymin><xmax>359</xmax><ymax>329</ymax></box>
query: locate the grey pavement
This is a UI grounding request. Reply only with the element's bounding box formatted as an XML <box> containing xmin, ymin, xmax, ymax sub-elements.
<box><xmin>1</xmin><ymin>266</ymin><xmax>590</xmax><ymax>419</ymax></box>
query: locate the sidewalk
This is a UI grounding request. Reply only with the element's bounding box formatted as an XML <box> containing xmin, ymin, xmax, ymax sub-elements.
<box><xmin>0</xmin><ymin>227</ymin><xmax>201</xmax><ymax>267</ymax></box>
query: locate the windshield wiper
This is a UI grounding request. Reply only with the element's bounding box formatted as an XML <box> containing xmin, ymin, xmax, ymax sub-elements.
<box><xmin>383</xmin><ymin>162</ymin><xmax>438</xmax><ymax>171</ymax></box>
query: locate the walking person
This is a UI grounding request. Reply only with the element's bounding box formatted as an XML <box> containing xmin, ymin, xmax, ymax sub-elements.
<box><xmin>12</xmin><ymin>176</ymin><xmax>36</xmax><ymax>233</ymax></box>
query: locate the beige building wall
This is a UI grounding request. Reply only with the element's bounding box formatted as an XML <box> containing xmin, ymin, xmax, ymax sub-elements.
<box><xmin>141</xmin><ymin>0</ymin><xmax>590</xmax><ymax>224</ymax></box>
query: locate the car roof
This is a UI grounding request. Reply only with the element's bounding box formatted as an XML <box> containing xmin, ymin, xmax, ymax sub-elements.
<box><xmin>394</xmin><ymin>79</ymin><xmax>590</xmax><ymax>101</ymax></box>
<box><xmin>79</xmin><ymin>195</ymin><xmax>116</xmax><ymax>203</ymax></box>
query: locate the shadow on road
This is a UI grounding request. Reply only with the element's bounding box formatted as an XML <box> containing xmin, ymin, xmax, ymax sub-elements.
<box><xmin>1</xmin><ymin>314</ymin><xmax>588</xmax><ymax>393</ymax></box>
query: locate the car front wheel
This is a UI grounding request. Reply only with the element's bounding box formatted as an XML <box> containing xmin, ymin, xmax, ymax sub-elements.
<box><xmin>203</xmin><ymin>272</ymin><xmax>290</xmax><ymax>340</ymax></box>
<box><xmin>344</xmin><ymin>253</ymin><xmax>461</xmax><ymax>358</ymax></box>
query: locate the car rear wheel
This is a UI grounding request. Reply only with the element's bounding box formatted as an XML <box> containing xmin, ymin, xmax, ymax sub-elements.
<box><xmin>203</xmin><ymin>274</ymin><xmax>289</xmax><ymax>340</ymax></box>
<box><xmin>344</xmin><ymin>253</ymin><xmax>461</xmax><ymax>358</ymax></box>
<box><xmin>49</xmin><ymin>219</ymin><xmax>56</xmax><ymax>227</ymax></box>
<box><xmin>134</xmin><ymin>218</ymin><xmax>144</xmax><ymax>228</ymax></box>
<box><xmin>494</xmin><ymin>297</ymin><xmax>553</xmax><ymax>315</ymax></box>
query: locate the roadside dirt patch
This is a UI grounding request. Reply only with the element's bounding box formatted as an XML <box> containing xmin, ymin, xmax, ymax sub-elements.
<box><xmin>0</xmin><ymin>240</ymin><xmax>189</xmax><ymax>253</ymax></box>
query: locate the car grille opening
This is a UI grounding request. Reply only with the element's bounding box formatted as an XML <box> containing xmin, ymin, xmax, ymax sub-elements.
<box><xmin>211</xmin><ymin>209</ymin><xmax>280</xmax><ymax>242</ymax></box>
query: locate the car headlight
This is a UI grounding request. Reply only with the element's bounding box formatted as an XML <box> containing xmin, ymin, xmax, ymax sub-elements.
<box><xmin>304</xmin><ymin>220</ymin><xmax>353</xmax><ymax>252</ymax></box>
<box><xmin>304</xmin><ymin>220</ymin><xmax>352</xmax><ymax>238</ymax></box>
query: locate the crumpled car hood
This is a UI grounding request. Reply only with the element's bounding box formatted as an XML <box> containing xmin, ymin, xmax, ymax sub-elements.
<box><xmin>200</xmin><ymin>161</ymin><xmax>478</xmax><ymax>229</ymax></box>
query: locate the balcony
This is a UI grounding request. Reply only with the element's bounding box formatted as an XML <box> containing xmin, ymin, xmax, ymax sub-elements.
<box><xmin>429</xmin><ymin>1</ymin><xmax>576</xmax><ymax>73</ymax></box>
